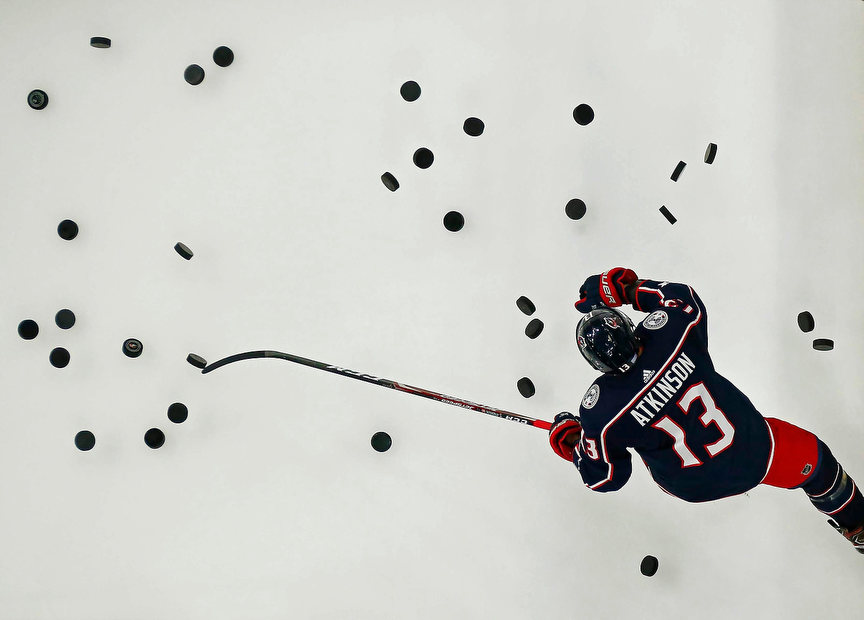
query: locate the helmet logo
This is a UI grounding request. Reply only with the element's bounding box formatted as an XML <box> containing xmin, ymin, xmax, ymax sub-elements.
<box><xmin>577</xmin><ymin>336</ymin><xmax>587</xmax><ymax>349</ymax></box>
<box><xmin>603</xmin><ymin>316</ymin><xmax>620</xmax><ymax>330</ymax></box>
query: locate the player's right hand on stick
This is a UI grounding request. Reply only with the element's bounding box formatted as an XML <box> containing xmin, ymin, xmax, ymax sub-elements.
<box><xmin>549</xmin><ymin>411</ymin><xmax>582</xmax><ymax>462</ymax></box>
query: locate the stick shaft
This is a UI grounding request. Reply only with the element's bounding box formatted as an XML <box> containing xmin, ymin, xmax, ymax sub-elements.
<box><xmin>201</xmin><ymin>350</ymin><xmax>552</xmax><ymax>431</ymax></box>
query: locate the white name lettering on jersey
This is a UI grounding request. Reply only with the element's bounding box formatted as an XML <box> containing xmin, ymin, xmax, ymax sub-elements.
<box><xmin>629</xmin><ymin>353</ymin><xmax>697</xmax><ymax>426</ymax></box>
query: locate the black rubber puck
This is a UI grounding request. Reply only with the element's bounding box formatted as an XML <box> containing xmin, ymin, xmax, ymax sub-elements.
<box><xmin>50</xmin><ymin>347</ymin><xmax>71</xmax><ymax>368</ymax></box>
<box><xmin>213</xmin><ymin>46</ymin><xmax>234</xmax><ymax>67</ymax></box>
<box><xmin>371</xmin><ymin>431</ymin><xmax>392</xmax><ymax>452</ymax></box>
<box><xmin>413</xmin><ymin>147</ymin><xmax>434</xmax><ymax>169</ymax></box>
<box><xmin>184</xmin><ymin>64</ymin><xmax>205</xmax><ymax>86</ymax></box>
<box><xmin>659</xmin><ymin>205</ymin><xmax>676</xmax><ymax>225</ymax></box>
<box><xmin>90</xmin><ymin>37</ymin><xmax>111</xmax><ymax>49</ymax></box>
<box><xmin>516</xmin><ymin>296</ymin><xmax>535</xmax><ymax>316</ymax></box>
<box><xmin>144</xmin><ymin>428</ymin><xmax>165</xmax><ymax>449</ymax></box>
<box><xmin>640</xmin><ymin>555</ymin><xmax>659</xmax><ymax>576</ymax></box>
<box><xmin>381</xmin><ymin>172</ymin><xmax>400</xmax><ymax>191</ymax></box>
<box><xmin>671</xmin><ymin>161</ymin><xmax>686</xmax><ymax>182</ymax></box>
<box><xmin>443</xmin><ymin>211</ymin><xmax>464</xmax><ymax>232</ymax></box>
<box><xmin>75</xmin><ymin>431</ymin><xmax>96</xmax><ymax>451</ymax></box>
<box><xmin>400</xmin><ymin>81</ymin><xmax>421</xmax><ymax>102</ymax></box>
<box><xmin>565</xmin><ymin>199</ymin><xmax>587</xmax><ymax>220</ymax></box>
<box><xmin>58</xmin><ymin>219</ymin><xmax>79</xmax><ymax>240</ymax></box>
<box><xmin>463</xmin><ymin>117</ymin><xmax>485</xmax><ymax>137</ymax></box>
<box><xmin>813</xmin><ymin>339</ymin><xmax>834</xmax><ymax>351</ymax></box>
<box><xmin>168</xmin><ymin>403</ymin><xmax>188</xmax><ymax>424</ymax></box>
<box><xmin>573</xmin><ymin>104</ymin><xmax>594</xmax><ymax>126</ymax></box>
<box><xmin>18</xmin><ymin>319</ymin><xmax>39</xmax><ymax>340</ymax></box>
<box><xmin>704</xmin><ymin>143</ymin><xmax>718</xmax><ymax>164</ymax></box>
<box><xmin>187</xmin><ymin>353</ymin><xmax>207</xmax><ymax>369</ymax></box>
<box><xmin>797</xmin><ymin>311</ymin><xmax>815</xmax><ymax>333</ymax></box>
<box><xmin>55</xmin><ymin>309</ymin><xmax>76</xmax><ymax>330</ymax></box>
<box><xmin>123</xmin><ymin>338</ymin><xmax>143</xmax><ymax>358</ymax></box>
<box><xmin>28</xmin><ymin>89</ymin><xmax>48</xmax><ymax>110</ymax></box>
<box><xmin>174</xmin><ymin>242</ymin><xmax>194</xmax><ymax>260</ymax></box>
<box><xmin>517</xmin><ymin>377</ymin><xmax>535</xmax><ymax>398</ymax></box>
<box><xmin>525</xmin><ymin>318</ymin><xmax>544</xmax><ymax>339</ymax></box>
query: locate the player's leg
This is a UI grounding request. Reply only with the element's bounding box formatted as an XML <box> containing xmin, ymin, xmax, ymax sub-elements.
<box><xmin>761</xmin><ymin>417</ymin><xmax>864</xmax><ymax>554</ymax></box>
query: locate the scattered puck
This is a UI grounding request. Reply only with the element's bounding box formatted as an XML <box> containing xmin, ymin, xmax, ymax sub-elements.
<box><xmin>516</xmin><ymin>296</ymin><xmax>536</xmax><ymax>316</ymax></box>
<box><xmin>213</xmin><ymin>46</ymin><xmax>234</xmax><ymax>67</ymax></box>
<box><xmin>174</xmin><ymin>242</ymin><xmax>194</xmax><ymax>260</ymax></box>
<box><xmin>168</xmin><ymin>403</ymin><xmax>188</xmax><ymax>424</ymax></box>
<box><xmin>525</xmin><ymin>319</ymin><xmax>544</xmax><ymax>339</ymax></box>
<box><xmin>573</xmin><ymin>104</ymin><xmax>594</xmax><ymax>126</ymax></box>
<box><xmin>144</xmin><ymin>428</ymin><xmax>165</xmax><ymax>449</ymax></box>
<box><xmin>463</xmin><ymin>117</ymin><xmax>485</xmax><ymax>137</ymax></box>
<box><xmin>704</xmin><ymin>143</ymin><xmax>718</xmax><ymax>164</ymax></box>
<box><xmin>671</xmin><ymin>161</ymin><xmax>686</xmax><ymax>182</ymax></box>
<box><xmin>381</xmin><ymin>172</ymin><xmax>400</xmax><ymax>191</ymax></box>
<box><xmin>400</xmin><ymin>81</ymin><xmax>421</xmax><ymax>102</ymax></box>
<box><xmin>797</xmin><ymin>311</ymin><xmax>815</xmax><ymax>333</ymax></box>
<box><xmin>413</xmin><ymin>147</ymin><xmax>434</xmax><ymax>169</ymax></box>
<box><xmin>18</xmin><ymin>319</ymin><xmax>39</xmax><ymax>340</ymax></box>
<box><xmin>640</xmin><ymin>555</ymin><xmax>659</xmax><ymax>576</ymax></box>
<box><xmin>90</xmin><ymin>37</ymin><xmax>111</xmax><ymax>49</ymax></box>
<box><xmin>517</xmin><ymin>377</ymin><xmax>535</xmax><ymax>398</ymax></box>
<box><xmin>813</xmin><ymin>339</ymin><xmax>834</xmax><ymax>351</ymax></box>
<box><xmin>55</xmin><ymin>309</ymin><xmax>76</xmax><ymax>330</ymax></box>
<box><xmin>75</xmin><ymin>431</ymin><xmax>96</xmax><ymax>451</ymax></box>
<box><xmin>50</xmin><ymin>347</ymin><xmax>71</xmax><ymax>368</ymax></box>
<box><xmin>28</xmin><ymin>89</ymin><xmax>48</xmax><ymax>110</ymax></box>
<box><xmin>187</xmin><ymin>353</ymin><xmax>207</xmax><ymax>369</ymax></box>
<box><xmin>58</xmin><ymin>219</ymin><xmax>79</xmax><ymax>241</ymax></box>
<box><xmin>565</xmin><ymin>199</ymin><xmax>587</xmax><ymax>220</ymax></box>
<box><xmin>659</xmin><ymin>205</ymin><xmax>676</xmax><ymax>225</ymax></box>
<box><xmin>443</xmin><ymin>211</ymin><xmax>464</xmax><ymax>232</ymax></box>
<box><xmin>371</xmin><ymin>431</ymin><xmax>392</xmax><ymax>453</ymax></box>
<box><xmin>123</xmin><ymin>338</ymin><xmax>143</xmax><ymax>358</ymax></box>
<box><xmin>184</xmin><ymin>64</ymin><xmax>205</xmax><ymax>86</ymax></box>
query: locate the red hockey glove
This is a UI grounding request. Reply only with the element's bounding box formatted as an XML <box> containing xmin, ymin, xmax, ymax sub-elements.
<box><xmin>574</xmin><ymin>268</ymin><xmax>638</xmax><ymax>313</ymax></box>
<box><xmin>549</xmin><ymin>412</ymin><xmax>582</xmax><ymax>462</ymax></box>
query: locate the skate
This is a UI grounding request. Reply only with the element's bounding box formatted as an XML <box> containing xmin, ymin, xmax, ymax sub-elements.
<box><xmin>827</xmin><ymin>519</ymin><xmax>864</xmax><ymax>554</ymax></box>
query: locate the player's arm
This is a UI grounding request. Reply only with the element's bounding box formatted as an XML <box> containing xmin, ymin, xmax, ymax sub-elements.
<box><xmin>576</xmin><ymin>427</ymin><xmax>632</xmax><ymax>493</ymax></box>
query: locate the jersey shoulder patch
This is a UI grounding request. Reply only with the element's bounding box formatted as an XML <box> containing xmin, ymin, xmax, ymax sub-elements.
<box><xmin>643</xmin><ymin>310</ymin><xmax>669</xmax><ymax>330</ymax></box>
<box><xmin>582</xmin><ymin>384</ymin><xmax>601</xmax><ymax>409</ymax></box>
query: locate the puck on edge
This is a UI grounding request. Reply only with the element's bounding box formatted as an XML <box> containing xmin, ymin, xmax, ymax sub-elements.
<box><xmin>797</xmin><ymin>311</ymin><xmax>815</xmax><ymax>333</ymax></box>
<box><xmin>671</xmin><ymin>161</ymin><xmax>686</xmax><ymax>182</ymax></box>
<box><xmin>659</xmin><ymin>205</ymin><xmax>677</xmax><ymax>225</ymax></box>
<box><xmin>187</xmin><ymin>353</ymin><xmax>207</xmax><ymax>369</ymax></box>
<box><xmin>813</xmin><ymin>339</ymin><xmax>834</xmax><ymax>351</ymax></box>
<box><xmin>525</xmin><ymin>318</ymin><xmax>544</xmax><ymax>339</ymax></box>
<box><xmin>381</xmin><ymin>172</ymin><xmax>399</xmax><ymax>191</ymax></box>
<box><xmin>516</xmin><ymin>296</ymin><xmax>536</xmax><ymax>316</ymax></box>
<box><xmin>174</xmin><ymin>242</ymin><xmax>194</xmax><ymax>260</ymax></box>
<box><xmin>90</xmin><ymin>37</ymin><xmax>111</xmax><ymax>48</ymax></box>
<box><xmin>517</xmin><ymin>377</ymin><xmax>535</xmax><ymax>398</ymax></box>
<box><xmin>640</xmin><ymin>555</ymin><xmax>659</xmax><ymax>576</ymax></box>
<box><xmin>705</xmin><ymin>143</ymin><xmax>718</xmax><ymax>164</ymax></box>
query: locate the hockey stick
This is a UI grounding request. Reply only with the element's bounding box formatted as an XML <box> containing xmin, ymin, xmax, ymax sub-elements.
<box><xmin>201</xmin><ymin>350</ymin><xmax>553</xmax><ymax>431</ymax></box>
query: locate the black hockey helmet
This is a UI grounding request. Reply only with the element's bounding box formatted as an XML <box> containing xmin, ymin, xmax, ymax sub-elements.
<box><xmin>576</xmin><ymin>307</ymin><xmax>640</xmax><ymax>374</ymax></box>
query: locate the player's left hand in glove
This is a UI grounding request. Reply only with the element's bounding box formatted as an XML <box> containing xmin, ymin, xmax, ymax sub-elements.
<box><xmin>574</xmin><ymin>267</ymin><xmax>638</xmax><ymax>313</ymax></box>
<box><xmin>549</xmin><ymin>411</ymin><xmax>582</xmax><ymax>462</ymax></box>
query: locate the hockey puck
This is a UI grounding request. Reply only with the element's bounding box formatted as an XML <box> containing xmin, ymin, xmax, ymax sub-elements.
<box><xmin>18</xmin><ymin>319</ymin><xmax>39</xmax><ymax>340</ymax></box>
<box><xmin>463</xmin><ymin>117</ymin><xmax>485</xmax><ymax>137</ymax></box>
<box><xmin>573</xmin><ymin>104</ymin><xmax>594</xmax><ymax>126</ymax></box>
<box><xmin>174</xmin><ymin>242</ymin><xmax>194</xmax><ymax>260</ymax></box>
<box><xmin>90</xmin><ymin>37</ymin><xmax>111</xmax><ymax>49</ymax></box>
<box><xmin>640</xmin><ymin>555</ymin><xmax>659</xmax><ymax>576</ymax></box>
<box><xmin>517</xmin><ymin>377</ymin><xmax>535</xmax><ymax>398</ymax></box>
<box><xmin>516</xmin><ymin>296</ymin><xmax>535</xmax><ymax>316</ymax></box>
<box><xmin>371</xmin><ymin>431</ymin><xmax>392</xmax><ymax>452</ymax></box>
<box><xmin>443</xmin><ymin>211</ymin><xmax>464</xmax><ymax>232</ymax></box>
<box><xmin>704</xmin><ymin>143</ymin><xmax>718</xmax><ymax>164</ymax></box>
<box><xmin>671</xmin><ymin>161</ymin><xmax>686</xmax><ymax>182</ymax></box>
<box><xmin>58</xmin><ymin>219</ymin><xmax>79</xmax><ymax>240</ymax></box>
<box><xmin>659</xmin><ymin>205</ymin><xmax>676</xmax><ymax>225</ymax></box>
<box><xmin>55</xmin><ymin>309</ymin><xmax>76</xmax><ymax>330</ymax></box>
<box><xmin>413</xmin><ymin>147</ymin><xmax>434</xmax><ymax>169</ymax></box>
<box><xmin>28</xmin><ymin>89</ymin><xmax>48</xmax><ymax>110</ymax></box>
<box><xmin>75</xmin><ymin>431</ymin><xmax>96</xmax><ymax>451</ymax></box>
<box><xmin>400</xmin><ymin>81</ymin><xmax>421</xmax><ymax>102</ymax></box>
<box><xmin>187</xmin><ymin>353</ymin><xmax>207</xmax><ymax>369</ymax></box>
<box><xmin>813</xmin><ymin>339</ymin><xmax>834</xmax><ymax>351</ymax></box>
<box><xmin>184</xmin><ymin>64</ymin><xmax>205</xmax><ymax>86</ymax></box>
<box><xmin>168</xmin><ymin>402</ymin><xmax>188</xmax><ymax>424</ymax></box>
<box><xmin>144</xmin><ymin>428</ymin><xmax>165</xmax><ymax>449</ymax></box>
<box><xmin>525</xmin><ymin>319</ymin><xmax>544</xmax><ymax>339</ymax></box>
<box><xmin>565</xmin><ymin>199</ymin><xmax>587</xmax><ymax>220</ymax></box>
<box><xmin>797</xmin><ymin>311</ymin><xmax>814</xmax><ymax>333</ymax></box>
<box><xmin>50</xmin><ymin>347</ymin><xmax>71</xmax><ymax>368</ymax></box>
<box><xmin>123</xmin><ymin>338</ymin><xmax>143</xmax><ymax>358</ymax></box>
<box><xmin>213</xmin><ymin>46</ymin><xmax>234</xmax><ymax>67</ymax></box>
<box><xmin>381</xmin><ymin>172</ymin><xmax>400</xmax><ymax>192</ymax></box>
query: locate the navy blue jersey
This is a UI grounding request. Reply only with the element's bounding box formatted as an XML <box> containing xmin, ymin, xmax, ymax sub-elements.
<box><xmin>575</xmin><ymin>280</ymin><xmax>772</xmax><ymax>502</ymax></box>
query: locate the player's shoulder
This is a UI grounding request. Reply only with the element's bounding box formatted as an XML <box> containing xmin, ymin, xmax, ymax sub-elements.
<box><xmin>578</xmin><ymin>375</ymin><xmax>633</xmax><ymax>429</ymax></box>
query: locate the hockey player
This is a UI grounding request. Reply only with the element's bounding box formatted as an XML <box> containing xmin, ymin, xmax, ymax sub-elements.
<box><xmin>549</xmin><ymin>267</ymin><xmax>864</xmax><ymax>554</ymax></box>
